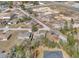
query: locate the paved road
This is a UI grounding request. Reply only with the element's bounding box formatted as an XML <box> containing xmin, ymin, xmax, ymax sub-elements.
<box><xmin>0</xmin><ymin>8</ymin><xmax>50</xmax><ymax>31</ymax></box>
<box><xmin>0</xmin><ymin>28</ymin><xmax>32</xmax><ymax>32</ymax></box>
<box><xmin>0</xmin><ymin>8</ymin><xmax>50</xmax><ymax>32</ymax></box>
<box><xmin>18</xmin><ymin>8</ymin><xmax>50</xmax><ymax>31</ymax></box>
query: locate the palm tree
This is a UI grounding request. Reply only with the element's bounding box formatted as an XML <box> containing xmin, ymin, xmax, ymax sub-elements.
<box><xmin>64</xmin><ymin>20</ymin><xmax>68</xmax><ymax>31</ymax></box>
<box><xmin>45</xmin><ymin>31</ymin><xmax>48</xmax><ymax>38</ymax></box>
<box><xmin>71</xmin><ymin>18</ymin><xmax>74</xmax><ymax>24</ymax></box>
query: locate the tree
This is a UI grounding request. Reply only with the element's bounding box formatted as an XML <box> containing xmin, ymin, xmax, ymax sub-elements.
<box><xmin>67</xmin><ymin>33</ymin><xmax>76</xmax><ymax>46</ymax></box>
<box><xmin>33</xmin><ymin>1</ymin><xmax>39</xmax><ymax>5</ymax></box>
<box><xmin>60</xmin><ymin>27</ymin><xmax>66</xmax><ymax>34</ymax></box>
<box><xmin>8</xmin><ymin>1</ymin><xmax>13</xmax><ymax>8</ymax></box>
<box><xmin>45</xmin><ymin>31</ymin><xmax>48</xmax><ymax>38</ymax></box>
<box><xmin>26</xmin><ymin>8</ymin><xmax>33</xmax><ymax>14</ymax></box>
<box><xmin>71</xmin><ymin>18</ymin><xmax>74</xmax><ymax>24</ymax></box>
<box><xmin>42</xmin><ymin>37</ymin><xmax>58</xmax><ymax>48</ymax></box>
<box><xmin>74</xmin><ymin>28</ymin><xmax>77</xmax><ymax>34</ymax></box>
<box><xmin>60</xmin><ymin>20</ymin><xmax>69</xmax><ymax>34</ymax></box>
<box><xmin>64</xmin><ymin>20</ymin><xmax>68</xmax><ymax>31</ymax></box>
<box><xmin>30</xmin><ymin>24</ymin><xmax>38</xmax><ymax>41</ymax></box>
<box><xmin>30</xmin><ymin>1</ymin><xmax>39</xmax><ymax>5</ymax></box>
<box><xmin>32</xmin><ymin>24</ymin><xmax>38</xmax><ymax>32</ymax></box>
<box><xmin>20</xmin><ymin>2</ymin><xmax>26</xmax><ymax>10</ymax></box>
<box><xmin>19</xmin><ymin>17</ymin><xmax>32</xmax><ymax>22</ymax></box>
<box><xmin>10</xmin><ymin>45</ymin><xmax>26</xmax><ymax>58</ymax></box>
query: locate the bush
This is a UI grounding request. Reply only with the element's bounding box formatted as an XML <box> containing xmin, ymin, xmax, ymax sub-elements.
<box><xmin>43</xmin><ymin>37</ymin><xmax>58</xmax><ymax>48</ymax></box>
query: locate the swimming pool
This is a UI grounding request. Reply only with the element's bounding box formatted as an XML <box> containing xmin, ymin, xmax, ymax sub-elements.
<box><xmin>44</xmin><ymin>51</ymin><xmax>63</xmax><ymax>58</ymax></box>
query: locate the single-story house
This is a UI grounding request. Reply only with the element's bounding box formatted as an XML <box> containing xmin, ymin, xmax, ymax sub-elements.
<box><xmin>18</xmin><ymin>32</ymin><xmax>31</xmax><ymax>40</ymax></box>
<box><xmin>33</xmin><ymin>7</ymin><xmax>53</xmax><ymax>13</ymax></box>
<box><xmin>33</xmin><ymin>30</ymin><xmax>47</xmax><ymax>39</ymax></box>
<box><xmin>8</xmin><ymin>19</ymin><xmax>19</xmax><ymax>25</ymax></box>
<box><xmin>47</xmin><ymin>31</ymin><xmax>67</xmax><ymax>42</ymax></box>
<box><xmin>0</xmin><ymin>31</ymin><xmax>12</xmax><ymax>41</ymax></box>
<box><xmin>0</xmin><ymin>13</ymin><xmax>11</xmax><ymax>20</ymax></box>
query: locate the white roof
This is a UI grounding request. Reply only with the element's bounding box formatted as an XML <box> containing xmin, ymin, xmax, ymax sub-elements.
<box><xmin>18</xmin><ymin>32</ymin><xmax>31</xmax><ymax>38</ymax></box>
<box><xmin>0</xmin><ymin>13</ymin><xmax>10</xmax><ymax>19</ymax></box>
<box><xmin>73</xmin><ymin>23</ymin><xmax>79</xmax><ymax>28</ymax></box>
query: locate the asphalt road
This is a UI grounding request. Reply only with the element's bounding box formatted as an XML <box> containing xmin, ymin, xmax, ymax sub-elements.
<box><xmin>0</xmin><ymin>28</ymin><xmax>31</xmax><ymax>31</ymax></box>
<box><xmin>18</xmin><ymin>8</ymin><xmax>50</xmax><ymax>31</ymax></box>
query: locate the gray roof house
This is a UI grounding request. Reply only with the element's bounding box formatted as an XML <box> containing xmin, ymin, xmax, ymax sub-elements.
<box><xmin>33</xmin><ymin>30</ymin><xmax>46</xmax><ymax>39</ymax></box>
<box><xmin>18</xmin><ymin>32</ymin><xmax>31</xmax><ymax>40</ymax></box>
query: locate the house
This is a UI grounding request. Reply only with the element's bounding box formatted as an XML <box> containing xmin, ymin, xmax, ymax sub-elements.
<box><xmin>0</xmin><ymin>12</ymin><xmax>18</xmax><ymax>20</ymax></box>
<box><xmin>33</xmin><ymin>7</ymin><xmax>53</xmax><ymax>13</ymax></box>
<box><xmin>33</xmin><ymin>30</ymin><xmax>46</xmax><ymax>39</ymax></box>
<box><xmin>52</xmin><ymin>24</ymin><xmax>62</xmax><ymax>29</ymax></box>
<box><xmin>8</xmin><ymin>19</ymin><xmax>19</xmax><ymax>25</ymax></box>
<box><xmin>54</xmin><ymin>14</ymin><xmax>71</xmax><ymax>21</ymax></box>
<box><xmin>47</xmin><ymin>31</ymin><xmax>67</xmax><ymax>42</ymax></box>
<box><xmin>18</xmin><ymin>32</ymin><xmax>31</xmax><ymax>40</ymax></box>
<box><xmin>0</xmin><ymin>13</ymin><xmax>11</xmax><ymax>20</ymax></box>
<box><xmin>33</xmin><ymin>7</ymin><xmax>53</xmax><ymax>16</ymax></box>
<box><xmin>0</xmin><ymin>31</ymin><xmax>12</xmax><ymax>41</ymax></box>
<box><xmin>38</xmin><ymin>14</ymin><xmax>53</xmax><ymax>22</ymax></box>
<box><xmin>58</xmin><ymin>35</ymin><xmax>67</xmax><ymax>42</ymax></box>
